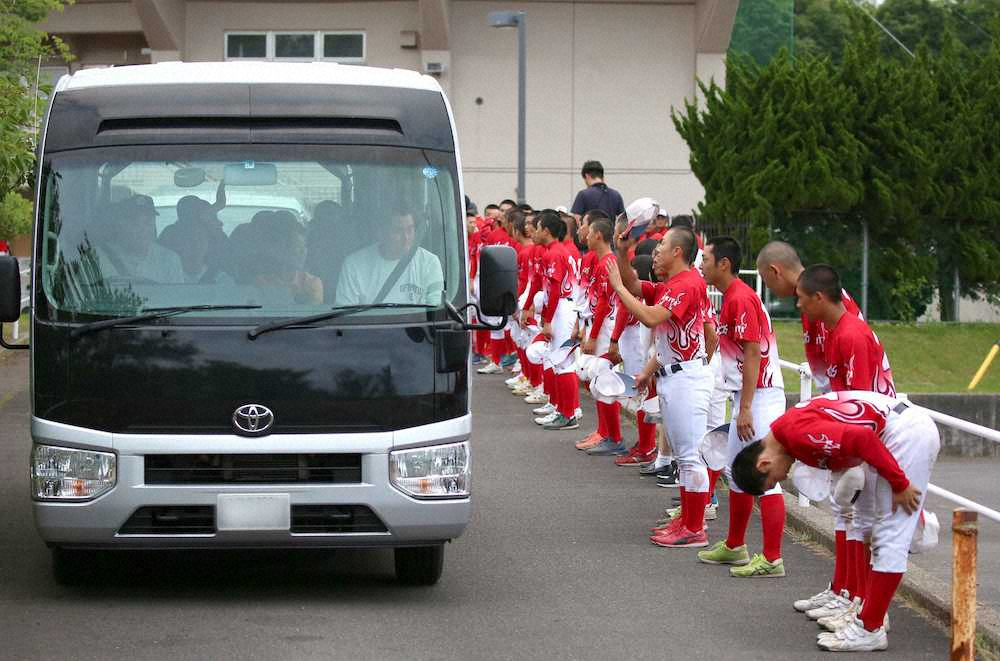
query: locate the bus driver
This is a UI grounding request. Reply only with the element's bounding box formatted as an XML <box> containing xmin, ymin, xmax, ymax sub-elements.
<box><xmin>336</xmin><ymin>210</ymin><xmax>444</xmax><ymax>306</ymax></box>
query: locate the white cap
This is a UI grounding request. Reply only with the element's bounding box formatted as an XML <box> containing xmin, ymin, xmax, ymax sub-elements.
<box><xmin>625</xmin><ymin>197</ymin><xmax>659</xmax><ymax>224</ymax></box>
<box><xmin>555</xmin><ymin>205</ymin><xmax>570</xmax><ymax>214</ymax></box>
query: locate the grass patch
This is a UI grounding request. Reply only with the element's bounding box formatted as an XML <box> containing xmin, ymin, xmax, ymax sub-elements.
<box><xmin>773</xmin><ymin>320</ymin><xmax>1000</xmax><ymax>394</ymax></box>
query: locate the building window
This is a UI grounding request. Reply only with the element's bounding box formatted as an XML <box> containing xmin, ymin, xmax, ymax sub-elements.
<box><xmin>323</xmin><ymin>33</ymin><xmax>365</xmax><ymax>62</ymax></box>
<box><xmin>224</xmin><ymin>31</ymin><xmax>365</xmax><ymax>64</ymax></box>
<box><xmin>274</xmin><ymin>33</ymin><xmax>315</xmax><ymax>59</ymax></box>
<box><xmin>226</xmin><ymin>33</ymin><xmax>267</xmax><ymax>59</ymax></box>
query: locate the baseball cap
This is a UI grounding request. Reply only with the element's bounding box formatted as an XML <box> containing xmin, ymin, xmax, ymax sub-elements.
<box><xmin>621</xmin><ymin>197</ymin><xmax>659</xmax><ymax>239</ymax></box>
<box><xmin>555</xmin><ymin>205</ymin><xmax>570</xmax><ymax>215</ymax></box>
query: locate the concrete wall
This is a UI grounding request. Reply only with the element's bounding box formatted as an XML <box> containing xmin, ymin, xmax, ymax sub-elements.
<box><xmin>184</xmin><ymin>1</ymin><xmax>423</xmax><ymax>70</ymax></box>
<box><xmin>450</xmin><ymin>0</ymin><xmax>704</xmax><ymax>212</ymax></box>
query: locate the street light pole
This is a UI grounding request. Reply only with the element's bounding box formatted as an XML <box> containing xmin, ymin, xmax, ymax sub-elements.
<box><xmin>488</xmin><ymin>10</ymin><xmax>527</xmax><ymax>204</ymax></box>
<box><xmin>516</xmin><ymin>14</ymin><xmax>526</xmax><ymax>205</ymax></box>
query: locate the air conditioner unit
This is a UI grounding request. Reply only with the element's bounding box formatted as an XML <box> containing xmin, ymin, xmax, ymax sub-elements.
<box><xmin>423</xmin><ymin>61</ymin><xmax>446</xmax><ymax>76</ymax></box>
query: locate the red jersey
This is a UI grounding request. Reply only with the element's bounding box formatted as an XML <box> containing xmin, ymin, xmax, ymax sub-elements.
<box><xmin>770</xmin><ymin>391</ymin><xmax>909</xmax><ymax>492</ymax></box>
<box><xmin>563</xmin><ymin>237</ymin><xmax>581</xmax><ymax>261</ymax></box>
<box><xmin>534</xmin><ymin>241</ymin><xmax>578</xmax><ymax>323</ymax></box>
<box><xmin>639</xmin><ymin>269</ymin><xmax>709</xmax><ymax>364</ymax></box>
<box><xmin>579</xmin><ymin>251</ymin><xmax>598</xmax><ymax>312</ymax></box>
<box><xmin>588</xmin><ymin>253</ymin><xmax>618</xmax><ymax>339</ymax></box>
<box><xmin>516</xmin><ymin>241</ymin><xmax>531</xmax><ymax>296</ymax></box>
<box><xmin>802</xmin><ymin>289</ymin><xmax>861</xmax><ymax>387</ymax></box>
<box><xmin>717</xmin><ymin>278</ymin><xmax>784</xmax><ymax>391</ymax></box>
<box><xmin>825</xmin><ymin>313</ymin><xmax>896</xmax><ymax>396</ymax></box>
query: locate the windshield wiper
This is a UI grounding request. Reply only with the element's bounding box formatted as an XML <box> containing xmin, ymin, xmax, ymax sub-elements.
<box><xmin>248</xmin><ymin>303</ymin><xmax>436</xmax><ymax>340</ymax></box>
<box><xmin>70</xmin><ymin>305</ymin><xmax>263</xmax><ymax>338</ymax></box>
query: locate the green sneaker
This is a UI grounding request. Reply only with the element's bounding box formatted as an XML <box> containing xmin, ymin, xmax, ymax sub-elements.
<box><xmin>729</xmin><ymin>553</ymin><xmax>785</xmax><ymax>578</ymax></box>
<box><xmin>697</xmin><ymin>541</ymin><xmax>750</xmax><ymax>566</ymax></box>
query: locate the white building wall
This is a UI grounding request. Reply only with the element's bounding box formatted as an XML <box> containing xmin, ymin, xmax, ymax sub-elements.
<box><xmin>184</xmin><ymin>1</ymin><xmax>424</xmax><ymax>71</ymax></box>
<box><xmin>450</xmin><ymin>1</ymin><xmax>704</xmax><ymax>213</ymax></box>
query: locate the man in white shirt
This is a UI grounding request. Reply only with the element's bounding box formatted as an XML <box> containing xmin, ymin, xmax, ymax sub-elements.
<box><xmin>336</xmin><ymin>211</ymin><xmax>444</xmax><ymax>306</ymax></box>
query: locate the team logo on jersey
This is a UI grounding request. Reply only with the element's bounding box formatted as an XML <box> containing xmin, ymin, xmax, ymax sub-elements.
<box><xmin>657</xmin><ymin>289</ymin><xmax>686</xmax><ymax>310</ymax></box>
<box><xmin>845</xmin><ymin>354</ymin><xmax>856</xmax><ymax>387</ymax></box>
<box><xmin>733</xmin><ymin>311</ymin><xmax>749</xmax><ymax>336</ymax></box>
<box><xmin>807</xmin><ymin>432</ymin><xmax>840</xmax><ymax>459</ymax></box>
<box><xmin>827</xmin><ymin>364</ymin><xmax>838</xmax><ymax>379</ymax></box>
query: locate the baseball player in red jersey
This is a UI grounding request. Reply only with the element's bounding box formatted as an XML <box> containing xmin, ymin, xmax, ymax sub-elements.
<box><xmin>795</xmin><ymin>264</ymin><xmax>898</xmax><ymax>617</ymax></box>
<box><xmin>605</xmin><ymin>254</ymin><xmax>659</xmax><ymax>465</ymax></box>
<box><xmin>575</xmin><ymin>212</ymin><xmax>600</xmax><ymax>352</ymax></box>
<box><xmin>579</xmin><ymin>219</ymin><xmax>624</xmax><ymax>455</ymax></box>
<box><xmin>608</xmin><ymin>226</ymin><xmax>713</xmax><ymax>548</ymax></box>
<box><xmin>525</xmin><ymin>210</ymin><xmax>581</xmax><ymax>430</ymax></box>
<box><xmin>522</xmin><ymin>226</ymin><xmax>552</xmax><ymax>409</ymax></box>
<box><xmin>733</xmin><ymin>391</ymin><xmax>939</xmax><ymax>652</ymax></box>
<box><xmin>756</xmin><ymin>241</ymin><xmax>868</xmax><ymax>608</ymax></box>
<box><xmin>505</xmin><ymin>210</ymin><xmax>539</xmax><ymax>395</ymax></box>
<box><xmin>698</xmin><ymin>237</ymin><xmax>787</xmax><ymax>575</ymax></box>
<box><xmin>478</xmin><ymin>216</ymin><xmax>517</xmax><ymax>374</ymax></box>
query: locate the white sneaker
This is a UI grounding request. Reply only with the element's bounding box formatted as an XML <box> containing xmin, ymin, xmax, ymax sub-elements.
<box><xmin>477</xmin><ymin>362</ymin><xmax>504</xmax><ymax>374</ymax></box>
<box><xmin>512</xmin><ymin>385</ymin><xmax>534</xmax><ymax>396</ymax></box>
<box><xmin>795</xmin><ymin>585</ymin><xmax>836</xmax><ymax>613</ymax></box>
<box><xmin>532</xmin><ymin>403</ymin><xmax>555</xmax><ymax>415</ymax></box>
<box><xmin>807</xmin><ymin>591</ymin><xmax>852</xmax><ymax>620</ymax></box>
<box><xmin>817</xmin><ymin>617</ymin><xmax>888</xmax><ymax>652</ymax></box>
<box><xmin>819</xmin><ymin>597</ymin><xmax>862</xmax><ymax>631</ymax></box>
<box><xmin>511</xmin><ymin>360</ymin><xmax>522</xmax><ymax>373</ymax></box>
<box><xmin>704</xmin><ymin>502</ymin><xmax>718</xmax><ymax>521</ymax></box>
<box><xmin>534</xmin><ymin>412</ymin><xmax>558</xmax><ymax>425</ymax></box>
<box><xmin>524</xmin><ymin>391</ymin><xmax>548</xmax><ymax>405</ymax></box>
<box><xmin>505</xmin><ymin>374</ymin><xmax>522</xmax><ymax>387</ymax></box>
<box><xmin>574</xmin><ymin>407</ymin><xmax>583</xmax><ymax>421</ymax></box>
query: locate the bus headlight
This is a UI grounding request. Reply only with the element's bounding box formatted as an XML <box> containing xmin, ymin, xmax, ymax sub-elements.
<box><xmin>389</xmin><ymin>441</ymin><xmax>470</xmax><ymax>499</ymax></box>
<box><xmin>31</xmin><ymin>445</ymin><xmax>117</xmax><ymax>501</ymax></box>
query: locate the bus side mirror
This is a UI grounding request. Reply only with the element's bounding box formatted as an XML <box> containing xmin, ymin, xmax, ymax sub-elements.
<box><xmin>0</xmin><ymin>256</ymin><xmax>22</xmax><ymax>323</ymax></box>
<box><xmin>478</xmin><ymin>246</ymin><xmax>518</xmax><ymax>317</ymax></box>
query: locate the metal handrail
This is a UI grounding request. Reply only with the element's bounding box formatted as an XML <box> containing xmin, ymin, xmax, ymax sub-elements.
<box><xmin>777</xmin><ymin>358</ymin><xmax>1000</xmax><ymax>523</ymax></box>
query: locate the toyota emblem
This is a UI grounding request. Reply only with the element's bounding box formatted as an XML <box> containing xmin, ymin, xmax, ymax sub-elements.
<box><xmin>233</xmin><ymin>404</ymin><xmax>274</xmax><ymax>436</ymax></box>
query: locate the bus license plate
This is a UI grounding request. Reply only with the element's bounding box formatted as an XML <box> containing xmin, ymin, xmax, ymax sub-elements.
<box><xmin>217</xmin><ymin>494</ymin><xmax>290</xmax><ymax>531</ymax></box>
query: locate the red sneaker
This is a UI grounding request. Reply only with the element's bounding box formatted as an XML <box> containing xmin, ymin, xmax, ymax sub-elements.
<box><xmin>615</xmin><ymin>448</ymin><xmax>655</xmax><ymax>466</ymax></box>
<box><xmin>575</xmin><ymin>431</ymin><xmax>603</xmax><ymax>451</ymax></box>
<box><xmin>650</xmin><ymin>525</ymin><xmax>709</xmax><ymax>548</ymax></box>
<box><xmin>649</xmin><ymin>516</ymin><xmax>683</xmax><ymax>537</ymax></box>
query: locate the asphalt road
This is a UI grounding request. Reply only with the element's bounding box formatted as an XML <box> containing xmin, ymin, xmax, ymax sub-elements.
<box><xmin>0</xmin><ymin>351</ymin><xmax>950</xmax><ymax>660</ymax></box>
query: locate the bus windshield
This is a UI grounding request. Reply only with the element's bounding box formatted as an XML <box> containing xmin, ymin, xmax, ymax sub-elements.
<box><xmin>37</xmin><ymin>144</ymin><xmax>462</xmax><ymax>321</ymax></box>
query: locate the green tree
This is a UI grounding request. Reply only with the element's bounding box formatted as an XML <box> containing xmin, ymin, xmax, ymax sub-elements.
<box><xmin>0</xmin><ymin>0</ymin><xmax>73</xmax><ymax>193</ymax></box>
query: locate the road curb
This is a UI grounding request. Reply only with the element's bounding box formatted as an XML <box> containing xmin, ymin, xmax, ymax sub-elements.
<box><xmin>612</xmin><ymin>400</ymin><xmax>1000</xmax><ymax>660</ymax></box>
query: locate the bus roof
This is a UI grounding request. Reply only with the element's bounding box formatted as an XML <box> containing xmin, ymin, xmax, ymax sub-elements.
<box><xmin>56</xmin><ymin>61</ymin><xmax>443</xmax><ymax>95</ymax></box>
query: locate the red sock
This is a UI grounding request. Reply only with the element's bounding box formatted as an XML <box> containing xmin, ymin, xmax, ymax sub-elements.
<box><xmin>859</xmin><ymin>571</ymin><xmax>902</xmax><ymax>631</ymax></box>
<box><xmin>504</xmin><ymin>332</ymin><xmax>515</xmax><ymax>355</ymax></box>
<box><xmin>475</xmin><ymin>330</ymin><xmax>490</xmax><ymax>355</ymax></box>
<box><xmin>708</xmin><ymin>469</ymin><xmax>722</xmax><ymax>499</ymax></box>
<box><xmin>490</xmin><ymin>338</ymin><xmax>504</xmax><ymax>365</ymax></box>
<box><xmin>844</xmin><ymin>540</ymin><xmax>857</xmax><ymax>599</ymax></box>
<box><xmin>543</xmin><ymin>368</ymin><xmax>556</xmax><ymax>400</ymax></box>
<box><xmin>595</xmin><ymin>402</ymin><xmax>608</xmax><ymax>438</ymax></box>
<box><xmin>605</xmin><ymin>401</ymin><xmax>621</xmax><ymax>441</ymax></box>
<box><xmin>515</xmin><ymin>348</ymin><xmax>527</xmax><ymax>372</ymax></box>
<box><xmin>726</xmin><ymin>491</ymin><xmax>755</xmax><ymax>549</ymax></box>
<box><xmin>851</xmin><ymin>541</ymin><xmax>871</xmax><ymax>601</ymax></box>
<box><xmin>831</xmin><ymin>530</ymin><xmax>848</xmax><ymax>594</ymax></box>
<box><xmin>636</xmin><ymin>411</ymin><xmax>656</xmax><ymax>454</ymax></box>
<box><xmin>530</xmin><ymin>361</ymin><xmax>542</xmax><ymax>387</ymax></box>
<box><xmin>555</xmin><ymin>373</ymin><xmax>579</xmax><ymax>418</ymax></box>
<box><xmin>683</xmin><ymin>489</ymin><xmax>707</xmax><ymax>533</ymax></box>
<box><xmin>760</xmin><ymin>493</ymin><xmax>785</xmax><ymax>562</ymax></box>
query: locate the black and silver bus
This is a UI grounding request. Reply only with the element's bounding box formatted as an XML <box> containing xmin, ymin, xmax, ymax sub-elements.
<box><xmin>0</xmin><ymin>62</ymin><xmax>515</xmax><ymax>585</ymax></box>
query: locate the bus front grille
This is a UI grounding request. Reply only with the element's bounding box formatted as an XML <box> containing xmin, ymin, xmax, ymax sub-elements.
<box><xmin>144</xmin><ymin>454</ymin><xmax>363</xmax><ymax>485</ymax></box>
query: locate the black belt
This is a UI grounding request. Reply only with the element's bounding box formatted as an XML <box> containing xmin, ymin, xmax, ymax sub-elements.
<box><xmin>892</xmin><ymin>401</ymin><xmax>909</xmax><ymax>415</ymax></box>
<box><xmin>656</xmin><ymin>357</ymin><xmax>708</xmax><ymax>377</ymax></box>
